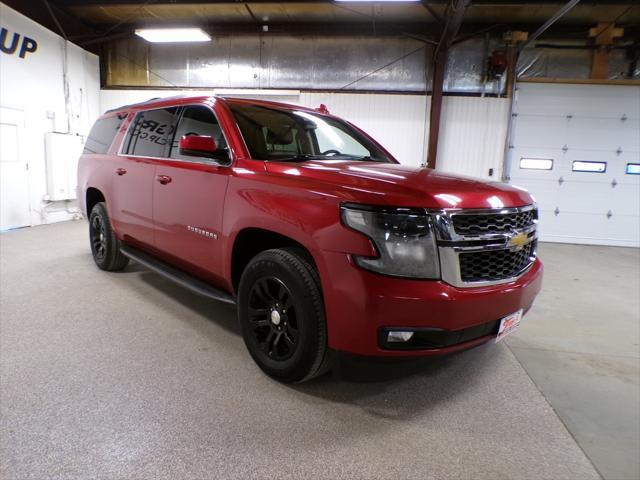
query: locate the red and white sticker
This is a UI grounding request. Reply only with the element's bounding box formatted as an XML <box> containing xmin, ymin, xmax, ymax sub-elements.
<box><xmin>496</xmin><ymin>309</ymin><xmax>523</xmax><ymax>343</ymax></box>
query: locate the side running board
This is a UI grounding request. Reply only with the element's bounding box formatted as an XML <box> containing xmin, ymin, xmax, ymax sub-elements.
<box><xmin>120</xmin><ymin>245</ymin><xmax>236</xmax><ymax>305</ymax></box>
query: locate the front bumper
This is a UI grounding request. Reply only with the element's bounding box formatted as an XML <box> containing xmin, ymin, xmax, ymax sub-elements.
<box><xmin>319</xmin><ymin>252</ymin><xmax>543</xmax><ymax>357</ymax></box>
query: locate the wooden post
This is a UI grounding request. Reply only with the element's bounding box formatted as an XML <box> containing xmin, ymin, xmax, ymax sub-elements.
<box><xmin>504</xmin><ymin>31</ymin><xmax>528</xmax><ymax>99</ymax></box>
<box><xmin>589</xmin><ymin>23</ymin><xmax>623</xmax><ymax>79</ymax></box>
<box><xmin>425</xmin><ymin>0</ymin><xmax>470</xmax><ymax>169</ymax></box>
<box><xmin>426</xmin><ymin>50</ymin><xmax>447</xmax><ymax>169</ymax></box>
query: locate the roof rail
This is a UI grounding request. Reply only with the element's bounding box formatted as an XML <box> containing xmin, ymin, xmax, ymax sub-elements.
<box><xmin>104</xmin><ymin>95</ymin><xmax>190</xmax><ymax>114</ymax></box>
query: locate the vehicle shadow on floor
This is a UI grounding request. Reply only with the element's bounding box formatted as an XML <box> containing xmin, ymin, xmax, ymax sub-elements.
<box><xmin>134</xmin><ymin>270</ymin><xmax>242</xmax><ymax>333</ymax></box>
<box><xmin>132</xmin><ymin>268</ymin><xmax>498</xmax><ymax>415</ymax></box>
<box><xmin>291</xmin><ymin>345</ymin><xmax>498</xmax><ymax>417</ymax></box>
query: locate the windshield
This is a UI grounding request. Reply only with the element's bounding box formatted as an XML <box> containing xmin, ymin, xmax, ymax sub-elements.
<box><xmin>228</xmin><ymin>103</ymin><xmax>393</xmax><ymax>163</ymax></box>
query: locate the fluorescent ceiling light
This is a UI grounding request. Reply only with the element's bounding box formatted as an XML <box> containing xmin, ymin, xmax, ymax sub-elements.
<box><xmin>334</xmin><ymin>0</ymin><xmax>419</xmax><ymax>2</ymax></box>
<box><xmin>135</xmin><ymin>28</ymin><xmax>211</xmax><ymax>43</ymax></box>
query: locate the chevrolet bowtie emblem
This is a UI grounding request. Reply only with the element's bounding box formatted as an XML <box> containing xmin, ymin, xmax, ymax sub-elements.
<box><xmin>508</xmin><ymin>231</ymin><xmax>529</xmax><ymax>250</ymax></box>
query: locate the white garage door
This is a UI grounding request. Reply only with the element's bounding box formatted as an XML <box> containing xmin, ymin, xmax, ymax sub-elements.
<box><xmin>509</xmin><ymin>83</ymin><xmax>640</xmax><ymax>247</ymax></box>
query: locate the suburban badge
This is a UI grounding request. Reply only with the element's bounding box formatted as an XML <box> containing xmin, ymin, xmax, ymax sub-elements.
<box><xmin>187</xmin><ymin>225</ymin><xmax>218</xmax><ymax>240</ymax></box>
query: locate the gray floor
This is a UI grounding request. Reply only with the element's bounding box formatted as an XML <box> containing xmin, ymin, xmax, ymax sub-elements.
<box><xmin>507</xmin><ymin>243</ymin><xmax>640</xmax><ymax>480</ymax></box>
<box><xmin>0</xmin><ymin>221</ymin><xmax>632</xmax><ymax>480</ymax></box>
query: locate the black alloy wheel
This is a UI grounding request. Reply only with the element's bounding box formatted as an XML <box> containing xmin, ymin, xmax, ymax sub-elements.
<box><xmin>90</xmin><ymin>214</ymin><xmax>107</xmax><ymax>263</ymax></box>
<box><xmin>247</xmin><ymin>276</ymin><xmax>299</xmax><ymax>361</ymax></box>
<box><xmin>88</xmin><ymin>202</ymin><xmax>129</xmax><ymax>271</ymax></box>
<box><xmin>238</xmin><ymin>248</ymin><xmax>329</xmax><ymax>383</ymax></box>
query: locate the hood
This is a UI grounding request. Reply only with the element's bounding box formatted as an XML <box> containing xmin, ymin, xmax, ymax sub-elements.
<box><xmin>265</xmin><ymin>160</ymin><xmax>534</xmax><ymax>209</ymax></box>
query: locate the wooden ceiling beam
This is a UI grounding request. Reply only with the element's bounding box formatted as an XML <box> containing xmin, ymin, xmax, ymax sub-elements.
<box><xmin>47</xmin><ymin>0</ymin><xmax>638</xmax><ymax>5</ymax></box>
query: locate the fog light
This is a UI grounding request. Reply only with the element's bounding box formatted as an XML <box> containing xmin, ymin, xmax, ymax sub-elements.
<box><xmin>387</xmin><ymin>331</ymin><xmax>414</xmax><ymax>343</ymax></box>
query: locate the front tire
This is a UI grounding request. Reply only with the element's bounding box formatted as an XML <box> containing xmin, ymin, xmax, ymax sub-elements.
<box><xmin>88</xmin><ymin>202</ymin><xmax>129</xmax><ymax>271</ymax></box>
<box><xmin>238</xmin><ymin>248</ymin><xmax>328</xmax><ymax>383</ymax></box>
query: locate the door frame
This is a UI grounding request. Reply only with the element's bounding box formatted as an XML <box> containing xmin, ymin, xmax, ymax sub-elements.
<box><xmin>0</xmin><ymin>105</ymin><xmax>31</xmax><ymax>230</ymax></box>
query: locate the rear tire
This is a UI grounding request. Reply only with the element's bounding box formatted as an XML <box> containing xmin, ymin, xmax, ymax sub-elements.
<box><xmin>88</xmin><ymin>202</ymin><xmax>129</xmax><ymax>271</ymax></box>
<box><xmin>238</xmin><ymin>248</ymin><xmax>329</xmax><ymax>383</ymax></box>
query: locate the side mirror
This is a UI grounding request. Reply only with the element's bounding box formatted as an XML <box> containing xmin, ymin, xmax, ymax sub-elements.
<box><xmin>179</xmin><ymin>135</ymin><xmax>217</xmax><ymax>158</ymax></box>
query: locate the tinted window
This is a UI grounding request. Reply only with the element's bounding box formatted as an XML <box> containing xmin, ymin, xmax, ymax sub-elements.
<box><xmin>262</xmin><ymin>125</ymin><xmax>298</xmax><ymax>154</ymax></box>
<box><xmin>122</xmin><ymin>107</ymin><xmax>178</xmax><ymax>158</ymax></box>
<box><xmin>83</xmin><ymin>113</ymin><xmax>127</xmax><ymax>154</ymax></box>
<box><xmin>315</xmin><ymin>124</ymin><xmax>369</xmax><ymax>158</ymax></box>
<box><xmin>168</xmin><ymin>106</ymin><xmax>228</xmax><ymax>162</ymax></box>
<box><xmin>229</xmin><ymin>103</ymin><xmax>391</xmax><ymax>162</ymax></box>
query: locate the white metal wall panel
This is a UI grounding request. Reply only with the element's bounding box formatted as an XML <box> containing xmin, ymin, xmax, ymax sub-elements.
<box><xmin>100</xmin><ymin>89</ymin><xmax>511</xmax><ymax>179</ymax></box>
<box><xmin>100</xmin><ymin>90</ymin><xmax>429</xmax><ymax>167</ymax></box>
<box><xmin>510</xmin><ymin>83</ymin><xmax>640</xmax><ymax>247</ymax></box>
<box><xmin>299</xmin><ymin>92</ymin><xmax>429</xmax><ymax>167</ymax></box>
<box><xmin>0</xmin><ymin>4</ymin><xmax>100</xmax><ymax>226</ymax></box>
<box><xmin>44</xmin><ymin>133</ymin><xmax>85</xmax><ymax>201</ymax></box>
<box><xmin>436</xmin><ymin>96</ymin><xmax>510</xmax><ymax>180</ymax></box>
<box><xmin>99</xmin><ymin>89</ymin><xmax>299</xmax><ymax>113</ymax></box>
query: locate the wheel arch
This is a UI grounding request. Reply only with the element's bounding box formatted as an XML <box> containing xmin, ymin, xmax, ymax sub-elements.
<box><xmin>86</xmin><ymin>187</ymin><xmax>106</xmax><ymax>216</ymax></box>
<box><xmin>230</xmin><ymin>227</ymin><xmax>319</xmax><ymax>294</ymax></box>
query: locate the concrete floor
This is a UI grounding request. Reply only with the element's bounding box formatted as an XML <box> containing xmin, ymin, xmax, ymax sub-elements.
<box><xmin>507</xmin><ymin>243</ymin><xmax>640</xmax><ymax>480</ymax></box>
<box><xmin>0</xmin><ymin>221</ymin><xmax>633</xmax><ymax>479</ymax></box>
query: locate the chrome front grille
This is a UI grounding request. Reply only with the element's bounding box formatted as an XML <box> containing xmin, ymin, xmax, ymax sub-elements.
<box><xmin>459</xmin><ymin>240</ymin><xmax>537</xmax><ymax>282</ymax></box>
<box><xmin>452</xmin><ymin>209</ymin><xmax>536</xmax><ymax>236</ymax></box>
<box><xmin>433</xmin><ymin>205</ymin><xmax>538</xmax><ymax>288</ymax></box>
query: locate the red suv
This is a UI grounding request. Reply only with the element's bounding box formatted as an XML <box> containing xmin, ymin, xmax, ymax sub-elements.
<box><xmin>78</xmin><ymin>95</ymin><xmax>543</xmax><ymax>382</ymax></box>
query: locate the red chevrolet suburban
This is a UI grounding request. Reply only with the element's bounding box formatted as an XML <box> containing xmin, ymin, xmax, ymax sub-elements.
<box><xmin>78</xmin><ymin>95</ymin><xmax>543</xmax><ymax>382</ymax></box>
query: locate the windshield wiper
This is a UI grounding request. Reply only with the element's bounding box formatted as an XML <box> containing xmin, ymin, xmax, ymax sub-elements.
<box><xmin>339</xmin><ymin>154</ymin><xmax>380</xmax><ymax>162</ymax></box>
<box><xmin>272</xmin><ymin>154</ymin><xmax>327</xmax><ymax>162</ymax></box>
<box><xmin>272</xmin><ymin>154</ymin><xmax>383</xmax><ymax>163</ymax></box>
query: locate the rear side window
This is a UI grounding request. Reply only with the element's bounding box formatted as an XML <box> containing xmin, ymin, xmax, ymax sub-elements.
<box><xmin>122</xmin><ymin>107</ymin><xmax>178</xmax><ymax>158</ymax></box>
<box><xmin>83</xmin><ymin>113</ymin><xmax>127</xmax><ymax>154</ymax></box>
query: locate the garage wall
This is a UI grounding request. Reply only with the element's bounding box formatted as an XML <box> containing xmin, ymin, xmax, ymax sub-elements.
<box><xmin>100</xmin><ymin>88</ymin><xmax>508</xmax><ymax>175</ymax></box>
<box><xmin>0</xmin><ymin>3</ymin><xmax>100</xmax><ymax>228</ymax></box>
<box><xmin>436</xmin><ymin>96</ymin><xmax>510</xmax><ymax>180</ymax></box>
<box><xmin>509</xmin><ymin>82</ymin><xmax>640</xmax><ymax>247</ymax></box>
<box><xmin>99</xmin><ymin>89</ymin><xmax>429</xmax><ymax>166</ymax></box>
<box><xmin>299</xmin><ymin>92</ymin><xmax>429</xmax><ymax>167</ymax></box>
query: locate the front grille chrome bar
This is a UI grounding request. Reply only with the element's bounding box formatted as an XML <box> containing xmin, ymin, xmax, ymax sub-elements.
<box><xmin>431</xmin><ymin>205</ymin><xmax>538</xmax><ymax>288</ymax></box>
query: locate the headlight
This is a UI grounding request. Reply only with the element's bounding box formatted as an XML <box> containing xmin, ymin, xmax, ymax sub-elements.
<box><xmin>341</xmin><ymin>204</ymin><xmax>440</xmax><ymax>279</ymax></box>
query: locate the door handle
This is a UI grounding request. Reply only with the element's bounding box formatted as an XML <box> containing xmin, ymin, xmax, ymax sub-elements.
<box><xmin>115</xmin><ymin>167</ymin><xmax>127</xmax><ymax>176</ymax></box>
<box><xmin>156</xmin><ymin>174</ymin><xmax>172</xmax><ymax>185</ymax></box>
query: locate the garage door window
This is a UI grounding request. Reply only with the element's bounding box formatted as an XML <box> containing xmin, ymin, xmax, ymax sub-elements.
<box><xmin>626</xmin><ymin>163</ymin><xmax>640</xmax><ymax>175</ymax></box>
<box><xmin>572</xmin><ymin>161</ymin><xmax>607</xmax><ymax>173</ymax></box>
<box><xmin>520</xmin><ymin>158</ymin><xmax>553</xmax><ymax>170</ymax></box>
